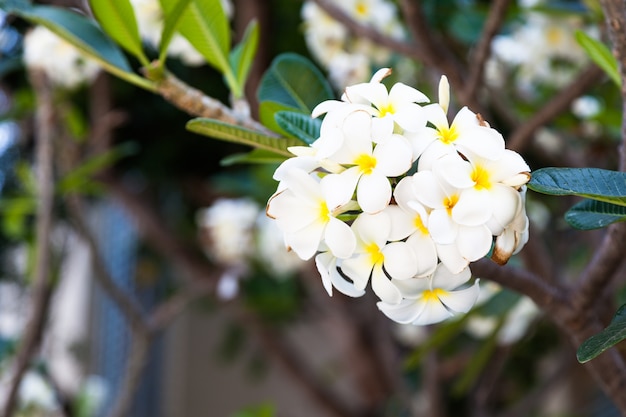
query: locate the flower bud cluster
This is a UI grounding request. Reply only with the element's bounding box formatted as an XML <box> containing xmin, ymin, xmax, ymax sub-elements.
<box><xmin>266</xmin><ymin>69</ymin><xmax>531</xmax><ymax>325</ymax></box>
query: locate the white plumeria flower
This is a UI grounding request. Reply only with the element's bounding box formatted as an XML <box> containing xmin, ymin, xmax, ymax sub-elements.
<box><xmin>315</xmin><ymin>249</ymin><xmax>365</xmax><ymax>297</ymax></box>
<box><xmin>344</xmin><ymin>68</ymin><xmax>429</xmax><ymax>136</ymax></box>
<box><xmin>321</xmin><ymin>110</ymin><xmax>413</xmax><ymax>213</ymax></box>
<box><xmin>432</xmin><ymin>151</ymin><xmax>530</xmax><ymax>235</ymax></box>
<box><xmin>385</xmin><ymin>177</ymin><xmax>438</xmax><ymax>277</ymax></box>
<box><xmin>377</xmin><ymin>264</ymin><xmax>480</xmax><ymax>325</ymax></box>
<box><xmin>266</xmin><ymin>168</ymin><xmax>356</xmax><ymax>260</ymax></box>
<box><xmin>341</xmin><ymin>212</ymin><xmax>418</xmax><ymax>304</ymax></box>
<box><xmin>411</xmin><ymin>168</ymin><xmax>493</xmax><ymax>263</ymax></box>
<box><xmin>415</xmin><ymin>77</ymin><xmax>505</xmax><ymax>169</ymax></box>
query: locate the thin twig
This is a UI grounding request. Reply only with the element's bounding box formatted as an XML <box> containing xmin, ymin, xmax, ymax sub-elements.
<box><xmin>464</xmin><ymin>0</ymin><xmax>512</xmax><ymax>100</ymax></box>
<box><xmin>507</xmin><ymin>65</ymin><xmax>603</xmax><ymax>152</ymax></box>
<box><xmin>2</xmin><ymin>70</ymin><xmax>56</xmax><ymax>417</ymax></box>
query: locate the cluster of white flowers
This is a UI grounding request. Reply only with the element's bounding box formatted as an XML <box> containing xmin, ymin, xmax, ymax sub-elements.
<box><xmin>130</xmin><ymin>0</ymin><xmax>233</xmax><ymax>66</ymax></box>
<box><xmin>301</xmin><ymin>0</ymin><xmax>405</xmax><ymax>89</ymax></box>
<box><xmin>197</xmin><ymin>198</ymin><xmax>304</xmax><ymax>299</ymax></box>
<box><xmin>267</xmin><ymin>69</ymin><xmax>531</xmax><ymax>326</ymax></box>
<box><xmin>22</xmin><ymin>26</ymin><xmax>100</xmax><ymax>89</ymax></box>
<box><xmin>488</xmin><ymin>2</ymin><xmax>596</xmax><ymax>91</ymax></box>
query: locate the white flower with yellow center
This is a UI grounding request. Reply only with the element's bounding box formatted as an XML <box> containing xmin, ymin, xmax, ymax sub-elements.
<box><xmin>315</xmin><ymin>249</ymin><xmax>365</xmax><ymax>297</ymax></box>
<box><xmin>341</xmin><ymin>212</ymin><xmax>419</xmax><ymax>304</ymax></box>
<box><xmin>416</xmin><ymin>77</ymin><xmax>505</xmax><ymax>169</ymax></box>
<box><xmin>431</xmin><ymin>151</ymin><xmax>530</xmax><ymax>235</ymax></box>
<box><xmin>492</xmin><ymin>186</ymin><xmax>530</xmax><ymax>265</ymax></box>
<box><xmin>321</xmin><ymin>110</ymin><xmax>413</xmax><ymax>213</ymax></box>
<box><xmin>266</xmin><ymin>168</ymin><xmax>356</xmax><ymax>260</ymax></box>
<box><xmin>385</xmin><ymin>177</ymin><xmax>438</xmax><ymax>277</ymax></box>
<box><xmin>344</xmin><ymin>68</ymin><xmax>429</xmax><ymax>137</ymax></box>
<box><xmin>411</xmin><ymin>168</ymin><xmax>493</xmax><ymax>263</ymax></box>
<box><xmin>377</xmin><ymin>264</ymin><xmax>480</xmax><ymax>325</ymax></box>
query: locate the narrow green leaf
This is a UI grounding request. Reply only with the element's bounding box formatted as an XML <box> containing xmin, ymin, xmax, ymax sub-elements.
<box><xmin>229</xmin><ymin>19</ymin><xmax>259</xmax><ymax>96</ymax></box>
<box><xmin>5</xmin><ymin>3</ymin><xmax>155</xmax><ymax>91</ymax></box>
<box><xmin>565</xmin><ymin>199</ymin><xmax>626</xmax><ymax>230</ymax></box>
<box><xmin>88</xmin><ymin>0</ymin><xmax>148</xmax><ymax>65</ymax></box>
<box><xmin>257</xmin><ymin>53</ymin><xmax>334</xmax><ymax>113</ymax></box>
<box><xmin>274</xmin><ymin>110</ymin><xmax>321</xmax><ymax>145</ymax></box>
<box><xmin>528</xmin><ymin>167</ymin><xmax>626</xmax><ymax>206</ymax></box>
<box><xmin>157</xmin><ymin>0</ymin><xmax>192</xmax><ymax>63</ymax></box>
<box><xmin>575</xmin><ymin>30</ymin><xmax>621</xmax><ymax>87</ymax></box>
<box><xmin>186</xmin><ymin>118</ymin><xmax>301</xmax><ymax>157</ymax></box>
<box><xmin>577</xmin><ymin>304</ymin><xmax>626</xmax><ymax>363</ymax></box>
<box><xmin>58</xmin><ymin>143</ymin><xmax>138</xmax><ymax>194</ymax></box>
<box><xmin>220</xmin><ymin>149</ymin><xmax>289</xmax><ymax>166</ymax></box>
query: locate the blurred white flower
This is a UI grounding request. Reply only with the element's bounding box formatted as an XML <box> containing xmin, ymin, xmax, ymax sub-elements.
<box><xmin>23</xmin><ymin>26</ymin><xmax>100</xmax><ymax>89</ymax></box>
<box><xmin>572</xmin><ymin>95</ymin><xmax>601</xmax><ymax>119</ymax></box>
<box><xmin>18</xmin><ymin>372</ymin><xmax>57</xmax><ymax>412</ymax></box>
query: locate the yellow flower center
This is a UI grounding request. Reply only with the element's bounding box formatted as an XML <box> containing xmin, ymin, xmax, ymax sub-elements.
<box><xmin>444</xmin><ymin>194</ymin><xmax>459</xmax><ymax>216</ymax></box>
<box><xmin>546</xmin><ymin>27</ymin><xmax>564</xmax><ymax>46</ymax></box>
<box><xmin>414</xmin><ymin>214</ymin><xmax>429</xmax><ymax>235</ymax></box>
<box><xmin>355</xmin><ymin>154</ymin><xmax>377</xmax><ymax>175</ymax></box>
<box><xmin>422</xmin><ymin>288</ymin><xmax>449</xmax><ymax>302</ymax></box>
<box><xmin>365</xmin><ymin>242</ymin><xmax>384</xmax><ymax>266</ymax></box>
<box><xmin>471</xmin><ymin>165</ymin><xmax>492</xmax><ymax>190</ymax></box>
<box><xmin>378</xmin><ymin>102</ymin><xmax>395</xmax><ymax>118</ymax></box>
<box><xmin>319</xmin><ymin>201</ymin><xmax>330</xmax><ymax>222</ymax></box>
<box><xmin>437</xmin><ymin>125</ymin><xmax>459</xmax><ymax>145</ymax></box>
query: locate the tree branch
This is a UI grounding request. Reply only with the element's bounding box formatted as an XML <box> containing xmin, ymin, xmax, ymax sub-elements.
<box><xmin>2</xmin><ymin>70</ymin><xmax>56</xmax><ymax>417</ymax></box>
<box><xmin>464</xmin><ymin>0</ymin><xmax>512</xmax><ymax>100</ymax></box>
<box><xmin>507</xmin><ymin>65</ymin><xmax>603</xmax><ymax>152</ymax></box>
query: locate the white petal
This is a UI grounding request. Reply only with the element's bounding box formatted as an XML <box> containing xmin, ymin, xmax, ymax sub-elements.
<box><xmin>411</xmin><ymin>171</ymin><xmax>446</xmax><ymax>209</ymax></box>
<box><xmin>490</xmin><ymin>150</ymin><xmax>531</xmax><ymax>183</ymax></box>
<box><xmin>374</xmin><ymin>134</ymin><xmax>413</xmax><ymax>177</ymax></box>
<box><xmin>285</xmin><ymin>220</ymin><xmax>326</xmax><ymax>260</ymax></box>
<box><xmin>388</xmin><ymin>82</ymin><xmax>430</xmax><ymax>104</ymax></box>
<box><xmin>372</xmin><ymin>264</ymin><xmax>402</xmax><ymax>304</ymax></box>
<box><xmin>438</xmin><ymin>280</ymin><xmax>480</xmax><ymax>313</ymax></box>
<box><xmin>312</xmin><ymin>99</ymin><xmax>343</xmax><ymax>118</ymax></box>
<box><xmin>432</xmin><ymin>264</ymin><xmax>472</xmax><ymax>290</ymax></box>
<box><xmin>321</xmin><ymin>167</ymin><xmax>361</xmax><ymax>210</ymax></box>
<box><xmin>383</xmin><ymin>242</ymin><xmax>418</xmax><ymax>280</ymax></box>
<box><xmin>450</xmin><ymin>107</ymin><xmax>480</xmax><ymax>130</ymax></box>
<box><xmin>488</xmin><ymin>185</ymin><xmax>521</xmax><ymax>233</ymax></box>
<box><xmin>423</xmin><ymin>103</ymin><xmax>449</xmax><ymax>132</ymax></box>
<box><xmin>436</xmin><ymin>243</ymin><xmax>469</xmax><ymax>274</ymax></box>
<box><xmin>456</xmin><ymin>225</ymin><xmax>493</xmax><ymax>262</ymax></box>
<box><xmin>394</xmin><ymin>104</ymin><xmax>428</xmax><ymax>132</ymax></box>
<box><xmin>331</xmin><ymin>260</ymin><xmax>366</xmax><ymax>297</ymax></box>
<box><xmin>433</xmin><ymin>154</ymin><xmax>474</xmax><ymax>189</ymax></box>
<box><xmin>438</xmin><ymin>75</ymin><xmax>450</xmax><ymax>114</ymax></box>
<box><xmin>393</xmin><ymin>176</ymin><xmax>418</xmax><ymax>212</ymax></box>
<box><xmin>377</xmin><ymin>298</ymin><xmax>424</xmax><ymax>324</ymax></box>
<box><xmin>452</xmin><ymin>189</ymin><xmax>492</xmax><ymax>226</ymax></box>
<box><xmin>357</xmin><ymin>173</ymin><xmax>392</xmax><ymax>213</ymax></box>
<box><xmin>341</xmin><ymin>255</ymin><xmax>373</xmax><ymax>290</ymax></box>
<box><xmin>428</xmin><ymin>209</ymin><xmax>458</xmax><ymax>245</ymax></box>
<box><xmin>325</xmin><ymin>217</ymin><xmax>356</xmax><ymax>259</ymax></box>
<box><xmin>345</xmin><ymin>82</ymin><xmax>388</xmax><ymax>108</ymax></box>
<box><xmin>405</xmin><ymin>128</ymin><xmax>438</xmax><ymax>161</ymax></box>
<box><xmin>384</xmin><ymin>205</ymin><xmax>416</xmax><ymax>241</ymax></box>
<box><xmin>457</xmin><ymin>126</ymin><xmax>505</xmax><ymax>161</ymax></box>
<box><xmin>269</xmin><ymin>192</ymin><xmax>318</xmax><ymax>233</ymax></box>
<box><xmin>412</xmin><ymin>298</ymin><xmax>454</xmax><ymax>325</ymax></box>
<box><xmin>370</xmin><ymin>68</ymin><xmax>392</xmax><ymax>83</ymax></box>
<box><xmin>315</xmin><ymin>252</ymin><xmax>335</xmax><ymax>296</ymax></box>
<box><xmin>391</xmin><ymin>276</ymin><xmax>431</xmax><ymax>298</ymax></box>
<box><xmin>371</xmin><ymin>117</ymin><xmax>394</xmax><ymax>142</ymax></box>
<box><xmin>406</xmin><ymin>234</ymin><xmax>438</xmax><ymax>277</ymax></box>
<box><xmin>282</xmin><ymin>168</ymin><xmax>323</xmax><ymax>202</ymax></box>
<box><xmin>353</xmin><ymin>211</ymin><xmax>391</xmax><ymax>246</ymax></box>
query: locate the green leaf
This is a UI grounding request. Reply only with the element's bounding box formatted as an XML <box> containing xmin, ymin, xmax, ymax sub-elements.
<box><xmin>257</xmin><ymin>53</ymin><xmax>334</xmax><ymax>113</ymax></box>
<box><xmin>3</xmin><ymin>2</ymin><xmax>155</xmax><ymax>90</ymax></box>
<box><xmin>220</xmin><ymin>149</ymin><xmax>288</xmax><ymax>166</ymax></box>
<box><xmin>259</xmin><ymin>101</ymin><xmax>294</xmax><ymax>136</ymax></box>
<box><xmin>274</xmin><ymin>111</ymin><xmax>321</xmax><ymax>145</ymax></box>
<box><xmin>88</xmin><ymin>0</ymin><xmax>148</xmax><ymax>65</ymax></box>
<box><xmin>575</xmin><ymin>30</ymin><xmax>621</xmax><ymax>87</ymax></box>
<box><xmin>229</xmin><ymin>19</ymin><xmax>259</xmax><ymax>95</ymax></box>
<box><xmin>577</xmin><ymin>304</ymin><xmax>626</xmax><ymax>363</ymax></box>
<box><xmin>565</xmin><ymin>199</ymin><xmax>626</xmax><ymax>230</ymax></box>
<box><xmin>528</xmin><ymin>167</ymin><xmax>626</xmax><ymax>206</ymax></box>
<box><xmin>186</xmin><ymin>118</ymin><xmax>301</xmax><ymax>157</ymax></box>
<box><xmin>163</xmin><ymin>0</ymin><xmax>237</xmax><ymax>91</ymax></box>
<box><xmin>157</xmin><ymin>0</ymin><xmax>192</xmax><ymax>63</ymax></box>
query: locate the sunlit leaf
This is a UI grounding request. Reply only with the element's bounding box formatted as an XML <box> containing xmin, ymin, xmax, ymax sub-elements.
<box><xmin>575</xmin><ymin>30</ymin><xmax>620</xmax><ymax>87</ymax></box>
<box><xmin>565</xmin><ymin>199</ymin><xmax>626</xmax><ymax>230</ymax></box>
<box><xmin>577</xmin><ymin>304</ymin><xmax>626</xmax><ymax>363</ymax></box>
<box><xmin>528</xmin><ymin>167</ymin><xmax>626</xmax><ymax>206</ymax></box>
<box><xmin>257</xmin><ymin>53</ymin><xmax>333</xmax><ymax>113</ymax></box>
<box><xmin>157</xmin><ymin>0</ymin><xmax>192</xmax><ymax>62</ymax></box>
<box><xmin>88</xmin><ymin>0</ymin><xmax>148</xmax><ymax>64</ymax></box>
<box><xmin>229</xmin><ymin>19</ymin><xmax>259</xmax><ymax>95</ymax></box>
<box><xmin>274</xmin><ymin>111</ymin><xmax>320</xmax><ymax>145</ymax></box>
<box><xmin>258</xmin><ymin>101</ymin><xmax>294</xmax><ymax>136</ymax></box>
<box><xmin>186</xmin><ymin>118</ymin><xmax>301</xmax><ymax>157</ymax></box>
